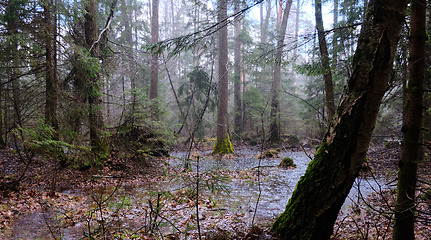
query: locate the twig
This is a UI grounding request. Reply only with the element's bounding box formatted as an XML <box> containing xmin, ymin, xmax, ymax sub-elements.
<box><xmin>162</xmin><ymin>53</ymin><xmax>192</xmax><ymax>139</ymax></box>
<box><xmin>42</xmin><ymin>206</ymin><xmax>59</xmax><ymax>240</ymax></box>
<box><xmin>349</xmin><ymin>214</ymin><xmax>367</xmax><ymax>240</ymax></box>
<box><xmin>332</xmin><ymin>215</ymin><xmax>350</xmax><ymax>238</ymax></box>
<box><xmin>196</xmin><ymin>156</ymin><xmax>202</xmax><ymax>240</ymax></box>
<box><xmin>252</xmin><ymin>116</ymin><xmax>269</xmax><ymax>226</ymax></box>
<box><xmin>299</xmin><ymin>144</ymin><xmax>314</xmax><ymax>161</ymax></box>
<box><xmin>148</xmin><ymin>193</ymin><xmax>165</xmax><ymax>239</ymax></box>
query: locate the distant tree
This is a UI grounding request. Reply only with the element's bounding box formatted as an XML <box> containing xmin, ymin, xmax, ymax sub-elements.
<box><xmin>260</xmin><ymin>0</ymin><xmax>271</xmax><ymax>43</ymax></box>
<box><xmin>0</xmin><ymin>0</ymin><xmax>28</xmax><ymax>146</ymax></box>
<box><xmin>269</xmin><ymin>0</ymin><xmax>292</xmax><ymax>143</ymax></box>
<box><xmin>233</xmin><ymin>0</ymin><xmax>243</xmax><ymax>135</ymax></box>
<box><xmin>393</xmin><ymin>0</ymin><xmax>425</xmax><ymax>238</ymax></box>
<box><xmin>315</xmin><ymin>0</ymin><xmax>335</xmax><ymax>120</ymax></box>
<box><xmin>150</xmin><ymin>0</ymin><xmax>159</xmax><ymax>101</ymax></box>
<box><xmin>332</xmin><ymin>0</ymin><xmax>338</xmax><ymax>66</ymax></box>
<box><xmin>178</xmin><ymin>66</ymin><xmax>216</xmax><ymax>138</ymax></box>
<box><xmin>293</xmin><ymin>0</ymin><xmax>301</xmax><ymax>59</ymax></box>
<box><xmin>121</xmin><ymin>0</ymin><xmax>137</xmax><ymax>111</ymax></box>
<box><xmin>212</xmin><ymin>0</ymin><xmax>234</xmax><ymax>154</ymax></box>
<box><xmin>271</xmin><ymin>0</ymin><xmax>409</xmax><ymax>239</ymax></box>
<box><xmin>3</xmin><ymin>0</ymin><xmax>29</xmax><ymax>135</ymax></box>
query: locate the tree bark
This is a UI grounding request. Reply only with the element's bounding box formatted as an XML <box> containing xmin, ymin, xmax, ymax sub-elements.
<box><xmin>315</xmin><ymin>0</ymin><xmax>335</xmax><ymax>120</ymax></box>
<box><xmin>332</xmin><ymin>0</ymin><xmax>338</xmax><ymax>65</ymax></box>
<box><xmin>85</xmin><ymin>0</ymin><xmax>109</xmax><ymax>160</ymax></box>
<box><xmin>392</xmin><ymin>0</ymin><xmax>425</xmax><ymax>238</ymax></box>
<box><xmin>233</xmin><ymin>0</ymin><xmax>243</xmax><ymax>135</ymax></box>
<box><xmin>293</xmin><ymin>0</ymin><xmax>300</xmax><ymax>59</ymax></box>
<box><xmin>123</xmin><ymin>0</ymin><xmax>136</xmax><ymax>109</ymax></box>
<box><xmin>212</xmin><ymin>0</ymin><xmax>234</xmax><ymax>154</ymax></box>
<box><xmin>260</xmin><ymin>0</ymin><xmax>271</xmax><ymax>43</ymax></box>
<box><xmin>269</xmin><ymin>0</ymin><xmax>293</xmax><ymax>143</ymax></box>
<box><xmin>43</xmin><ymin>0</ymin><xmax>59</xmax><ymax>132</ymax></box>
<box><xmin>271</xmin><ymin>0</ymin><xmax>408</xmax><ymax>239</ymax></box>
<box><xmin>0</xmin><ymin>70</ymin><xmax>4</xmax><ymax>148</ymax></box>
<box><xmin>150</xmin><ymin>0</ymin><xmax>159</xmax><ymax>100</ymax></box>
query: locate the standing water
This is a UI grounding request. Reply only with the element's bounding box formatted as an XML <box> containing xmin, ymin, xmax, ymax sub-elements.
<box><xmin>8</xmin><ymin>150</ymin><xmax>393</xmax><ymax>239</ymax></box>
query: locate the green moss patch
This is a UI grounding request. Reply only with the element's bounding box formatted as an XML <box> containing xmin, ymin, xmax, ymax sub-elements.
<box><xmin>279</xmin><ymin>157</ymin><xmax>296</xmax><ymax>168</ymax></box>
<box><xmin>212</xmin><ymin>135</ymin><xmax>235</xmax><ymax>154</ymax></box>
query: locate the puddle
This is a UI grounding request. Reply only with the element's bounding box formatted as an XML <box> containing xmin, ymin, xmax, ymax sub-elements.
<box><xmin>7</xmin><ymin>150</ymin><xmax>394</xmax><ymax>239</ymax></box>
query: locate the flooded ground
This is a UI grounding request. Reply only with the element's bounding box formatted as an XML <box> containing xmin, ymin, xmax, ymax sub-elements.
<box><xmin>8</xmin><ymin>150</ymin><xmax>395</xmax><ymax>239</ymax></box>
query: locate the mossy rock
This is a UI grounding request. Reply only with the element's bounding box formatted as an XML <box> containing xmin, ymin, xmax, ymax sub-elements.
<box><xmin>279</xmin><ymin>157</ymin><xmax>296</xmax><ymax>168</ymax></box>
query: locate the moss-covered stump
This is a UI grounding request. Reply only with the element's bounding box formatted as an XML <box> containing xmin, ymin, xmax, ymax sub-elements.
<box><xmin>212</xmin><ymin>135</ymin><xmax>234</xmax><ymax>154</ymax></box>
<box><xmin>257</xmin><ymin>149</ymin><xmax>280</xmax><ymax>159</ymax></box>
<box><xmin>279</xmin><ymin>157</ymin><xmax>296</xmax><ymax>168</ymax></box>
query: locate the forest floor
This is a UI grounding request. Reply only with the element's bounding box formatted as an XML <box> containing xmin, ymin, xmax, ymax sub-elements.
<box><xmin>0</xmin><ymin>141</ymin><xmax>430</xmax><ymax>239</ymax></box>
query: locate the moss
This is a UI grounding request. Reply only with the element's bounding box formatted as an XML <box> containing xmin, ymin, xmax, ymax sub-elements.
<box><xmin>271</xmin><ymin>141</ymin><xmax>344</xmax><ymax>239</ymax></box>
<box><xmin>279</xmin><ymin>157</ymin><xmax>296</xmax><ymax>168</ymax></box>
<box><xmin>212</xmin><ymin>135</ymin><xmax>235</xmax><ymax>154</ymax></box>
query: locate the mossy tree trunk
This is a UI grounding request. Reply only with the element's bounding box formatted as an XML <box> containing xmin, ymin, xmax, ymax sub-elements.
<box><xmin>271</xmin><ymin>0</ymin><xmax>408</xmax><ymax>239</ymax></box>
<box><xmin>392</xmin><ymin>0</ymin><xmax>425</xmax><ymax>238</ymax></box>
<box><xmin>212</xmin><ymin>0</ymin><xmax>234</xmax><ymax>154</ymax></box>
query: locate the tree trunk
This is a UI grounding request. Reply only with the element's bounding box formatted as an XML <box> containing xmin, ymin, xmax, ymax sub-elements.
<box><xmin>271</xmin><ymin>0</ymin><xmax>408</xmax><ymax>239</ymax></box>
<box><xmin>122</xmin><ymin>0</ymin><xmax>136</xmax><ymax>109</ymax></box>
<box><xmin>315</xmin><ymin>0</ymin><xmax>335</xmax><ymax>120</ymax></box>
<box><xmin>11</xmin><ymin>43</ymin><xmax>22</xmax><ymax>129</ymax></box>
<box><xmin>261</xmin><ymin>0</ymin><xmax>271</xmax><ymax>43</ymax></box>
<box><xmin>269</xmin><ymin>0</ymin><xmax>292</xmax><ymax>143</ymax></box>
<box><xmin>150</xmin><ymin>0</ymin><xmax>159</xmax><ymax>100</ymax></box>
<box><xmin>0</xmin><ymin>72</ymin><xmax>4</xmax><ymax>148</ymax></box>
<box><xmin>233</xmin><ymin>0</ymin><xmax>243</xmax><ymax>135</ymax></box>
<box><xmin>212</xmin><ymin>0</ymin><xmax>234</xmax><ymax>154</ymax></box>
<box><xmin>85</xmin><ymin>0</ymin><xmax>109</xmax><ymax>160</ymax></box>
<box><xmin>121</xmin><ymin>0</ymin><xmax>136</xmax><ymax>110</ymax></box>
<box><xmin>423</xmin><ymin>0</ymin><xmax>431</xmax><ymax>142</ymax></box>
<box><xmin>293</xmin><ymin>0</ymin><xmax>300</xmax><ymax>59</ymax></box>
<box><xmin>43</xmin><ymin>0</ymin><xmax>59</xmax><ymax>132</ymax></box>
<box><xmin>392</xmin><ymin>0</ymin><xmax>425</xmax><ymax>238</ymax></box>
<box><xmin>332</xmin><ymin>0</ymin><xmax>338</xmax><ymax>65</ymax></box>
<box><xmin>277</xmin><ymin>0</ymin><xmax>283</xmax><ymax>28</ymax></box>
